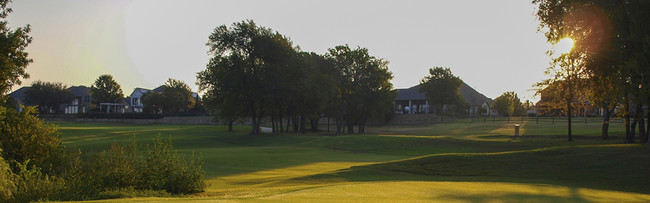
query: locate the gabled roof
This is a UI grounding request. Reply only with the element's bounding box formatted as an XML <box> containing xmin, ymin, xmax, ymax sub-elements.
<box><xmin>8</xmin><ymin>86</ymin><xmax>30</xmax><ymax>102</ymax></box>
<box><xmin>153</xmin><ymin>86</ymin><xmax>165</xmax><ymax>93</ymax></box>
<box><xmin>395</xmin><ymin>85</ymin><xmax>426</xmax><ymax>101</ymax></box>
<box><xmin>459</xmin><ymin>83</ymin><xmax>492</xmax><ymax>106</ymax></box>
<box><xmin>395</xmin><ymin>82</ymin><xmax>493</xmax><ymax>106</ymax></box>
<box><xmin>68</xmin><ymin>85</ymin><xmax>89</xmax><ymax>97</ymax></box>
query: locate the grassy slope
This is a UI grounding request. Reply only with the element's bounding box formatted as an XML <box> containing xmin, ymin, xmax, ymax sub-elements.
<box><xmin>55</xmin><ymin>119</ymin><xmax>650</xmax><ymax>202</ymax></box>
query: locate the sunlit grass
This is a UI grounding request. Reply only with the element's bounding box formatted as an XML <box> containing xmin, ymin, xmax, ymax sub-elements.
<box><xmin>52</xmin><ymin>118</ymin><xmax>649</xmax><ymax>202</ymax></box>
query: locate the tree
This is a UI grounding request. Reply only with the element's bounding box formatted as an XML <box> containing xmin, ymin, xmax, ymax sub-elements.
<box><xmin>89</xmin><ymin>74</ymin><xmax>124</xmax><ymax>108</ymax></box>
<box><xmin>198</xmin><ymin>20</ymin><xmax>296</xmax><ymax>135</ymax></box>
<box><xmin>0</xmin><ymin>0</ymin><xmax>31</xmax><ymax>99</ymax></box>
<box><xmin>418</xmin><ymin>67</ymin><xmax>465</xmax><ymax>114</ymax></box>
<box><xmin>161</xmin><ymin>78</ymin><xmax>195</xmax><ymax>113</ymax></box>
<box><xmin>141</xmin><ymin>91</ymin><xmax>165</xmax><ymax>114</ymax></box>
<box><xmin>23</xmin><ymin>81</ymin><xmax>74</xmax><ymax>114</ymax></box>
<box><xmin>326</xmin><ymin>45</ymin><xmax>396</xmax><ymax>134</ymax></box>
<box><xmin>533</xmin><ymin>0</ymin><xmax>650</xmax><ymax>142</ymax></box>
<box><xmin>493</xmin><ymin>91</ymin><xmax>526</xmax><ymax>117</ymax></box>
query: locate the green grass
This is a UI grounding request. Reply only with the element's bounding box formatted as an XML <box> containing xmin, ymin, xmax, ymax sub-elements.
<box><xmin>53</xmin><ymin>118</ymin><xmax>650</xmax><ymax>202</ymax></box>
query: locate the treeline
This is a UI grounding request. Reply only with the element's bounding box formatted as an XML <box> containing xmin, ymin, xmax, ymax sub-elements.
<box><xmin>196</xmin><ymin>20</ymin><xmax>396</xmax><ymax>135</ymax></box>
<box><xmin>533</xmin><ymin>0</ymin><xmax>650</xmax><ymax>142</ymax></box>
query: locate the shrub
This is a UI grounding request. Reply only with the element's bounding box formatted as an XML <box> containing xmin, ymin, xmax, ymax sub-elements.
<box><xmin>138</xmin><ymin>135</ymin><xmax>205</xmax><ymax>194</ymax></box>
<box><xmin>11</xmin><ymin>160</ymin><xmax>66</xmax><ymax>202</ymax></box>
<box><xmin>0</xmin><ymin>150</ymin><xmax>15</xmax><ymax>201</ymax></box>
<box><xmin>0</xmin><ymin>106</ymin><xmax>61</xmax><ymax>173</ymax></box>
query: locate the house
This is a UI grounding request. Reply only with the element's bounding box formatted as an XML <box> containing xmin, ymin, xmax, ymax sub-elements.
<box><xmin>129</xmin><ymin>88</ymin><xmax>150</xmax><ymax>113</ymax></box>
<box><xmin>7</xmin><ymin>86</ymin><xmax>30</xmax><ymax>112</ymax></box>
<box><xmin>128</xmin><ymin>86</ymin><xmax>200</xmax><ymax>113</ymax></box>
<box><xmin>394</xmin><ymin>82</ymin><xmax>493</xmax><ymax>116</ymax></box>
<box><xmin>64</xmin><ymin>85</ymin><xmax>91</xmax><ymax>114</ymax></box>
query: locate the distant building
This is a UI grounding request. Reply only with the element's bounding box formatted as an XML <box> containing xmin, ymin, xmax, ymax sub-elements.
<box><xmin>394</xmin><ymin>82</ymin><xmax>493</xmax><ymax>116</ymax></box>
<box><xmin>128</xmin><ymin>86</ymin><xmax>200</xmax><ymax>113</ymax></box>
<box><xmin>8</xmin><ymin>86</ymin><xmax>30</xmax><ymax>112</ymax></box>
<box><xmin>65</xmin><ymin>85</ymin><xmax>91</xmax><ymax>114</ymax></box>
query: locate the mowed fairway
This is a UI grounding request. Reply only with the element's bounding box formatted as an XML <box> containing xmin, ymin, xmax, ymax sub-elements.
<box><xmin>56</xmin><ymin>118</ymin><xmax>650</xmax><ymax>202</ymax></box>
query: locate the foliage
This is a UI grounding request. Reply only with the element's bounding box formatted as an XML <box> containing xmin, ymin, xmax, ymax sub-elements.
<box><xmin>493</xmin><ymin>91</ymin><xmax>525</xmax><ymax>117</ymax></box>
<box><xmin>326</xmin><ymin>45</ymin><xmax>396</xmax><ymax>133</ymax></box>
<box><xmin>141</xmin><ymin>91</ymin><xmax>165</xmax><ymax>114</ymax></box>
<box><xmin>23</xmin><ymin>80</ymin><xmax>74</xmax><ymax>114</ymax></box>
<box><xmin>533</xmin><ymin>0</ymin><xmax>650</xmax><ymax>142</ymax></box>
<box><xmin>418</xmin><ymin>67</ymin><xmax>465</xmax><ymax>114</ymax></box>
<box><xmin>0</xmin><ymin>106</ymin><xmax>61</xmax><ymax>173</ymax></box>
<box><xmin>0</xmin><ymin>150</ymin><xmax>14</xmax><ymax>201</ymax></box>
<box><xmin>90</xmin><ymin>74</ymin><xmax>124</xmax><ymax>107</ymax></box>
<box><xmin>90</xmin><ymin>136</ymin><xmax>205</xmax><ymax>195</ymax></box>
<box><xmin>161</xmin><ymin>78</ymin><xmax>195</xmax><ymax>113</ymax></box>
<box><xmin>198</xmin><ymin>20</ymin><xmax>297</xmax><ymax>134</ymax></box>
<box><xmin>77</xmin><ymin>112</ymin><xmax>164</xmax><ymax>119</ymax></box>
<box><xmin>10</xmin><ymin>160</ymin><xmax>66</xmax><ymax>202</ymax></box>
<box><xmin>0</xmin><ymin>0</ymin><xmax>32</xmax><ymax>98</ymax></box>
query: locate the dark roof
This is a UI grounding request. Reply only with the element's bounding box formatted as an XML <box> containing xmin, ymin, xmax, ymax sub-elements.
<box><xmin>395</xmin><ymin>82</ymin><xmax>492</xmax><ymax>106</ymax></box>
<box><xmin>459</xmin><ymin>83</ymin><xmax>492</xmax><ymax>106</ymax></box>
<box><xmin>395</xmin><ymin>85</ymin><xmax>426</xmax><ymax>101</ymax></box>
<box><xmin>153</xmin><ymin>86</ymin><xmax>165</xmax><ymax>93</ymax></box>
<box><xmin>8</xmin><ymin>86</ymin><xmax>30</xmax><ymax>102</ymax></box>
<box><xmin>68</xmin><ymin>85</ymin><xmax>89</xmax><ymax>97</ymax></box>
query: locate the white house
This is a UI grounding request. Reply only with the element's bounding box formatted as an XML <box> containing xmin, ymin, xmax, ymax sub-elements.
<box><xmin>130</xmin><ymin>88</ymin><xmax>150</xmax><ymax>113</ymax></box>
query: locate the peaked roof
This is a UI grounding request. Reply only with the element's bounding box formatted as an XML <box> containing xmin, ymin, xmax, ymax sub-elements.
<box><xmin>68</xmin><ymin>85</ymin><xmax>89</xmax><ymax>97</ymax></box>
<box><xmin>8</xmin><ymin>86</ymin><xmax>30</xmax><ymax>102</ymax></box>
<box><xmin>395</xmin><ymin>82</ymin><xmax>492</xmax><ymax>106</ymax></box>
<box><xmin>395</xmin><ymin>85</ymin><xmax>426</xmax><ymax>101</ymax></box>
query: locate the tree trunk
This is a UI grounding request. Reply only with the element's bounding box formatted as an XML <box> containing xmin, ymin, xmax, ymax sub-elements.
<box><xmin>228</xmin><ymin>119</ymin><xmax>234</xmax><ymax>132</ymax></box>
<box><xmin>292</xmin><ymin>116</ymin><xmax>299</xmax><ymax>133</ymax></box>
<box><xmin>347</xmin><ymin>120</ymin><xmax>354</xmax><ymax>134</ymax></box>
<box><xmin>567</xmin><ymin>100</ymin><xmax>573</xmax><ymax>141</ymax></box>
<box><xmin>310</xmin><ymin>118</ymin><xmax>319</xmax><ymax>132</ymax></box>
<box><xmin>601</xmin><ymin>107</ymin><xmax>612</xmax><ymax>139</ymax></box>
<box><xmin>300</xmin><ymin>116</ymin><xmax>306</xmax><ymax>134</ymax></box>
<box><xmin>624</xmin><ymin>94</ymin><xmax>633</xmax><ymax>143</ymax></box>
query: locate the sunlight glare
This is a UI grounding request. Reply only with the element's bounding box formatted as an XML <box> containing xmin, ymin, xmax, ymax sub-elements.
<box><xmin>555</xmin><ymin>38</ymin><xmax>574</xmax><ymax>54</ymax></box>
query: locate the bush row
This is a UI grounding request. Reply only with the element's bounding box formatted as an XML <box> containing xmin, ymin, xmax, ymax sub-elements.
<box><xmin>0</xmin><ymin>135</ymin><xmax>205</xmax><ymax>202</ymax></box>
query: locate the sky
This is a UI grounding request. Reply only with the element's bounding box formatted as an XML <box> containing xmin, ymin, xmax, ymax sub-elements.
<box><xmin>7</xmin><ymin>0</ymin><xmax>558</xmax><ymax>101</ymax></box>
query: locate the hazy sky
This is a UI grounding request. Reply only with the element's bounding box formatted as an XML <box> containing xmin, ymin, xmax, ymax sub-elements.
<box><xmin>7</xmin><ymin>0</ymin><xmax>557</xmax><ymax>101</ymax></box>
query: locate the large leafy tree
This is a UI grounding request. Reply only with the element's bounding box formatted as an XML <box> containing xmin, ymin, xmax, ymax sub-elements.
<box><xmin>418</xmin><ymin>67</ymin><xmax>465</xmax><ymax>114</ymax></box>
<box><xmin>533</xmin><ymin>0</ymin><xmax>650</xmax><ymax>142</ymax></box>
<box><xmin>0</xmin><ymin>0</ymin><xmax>31</xmax><ymax>99</ymax></box>
<box><xmin>162</xmin><ymin>78</ymin><xmax>195</xmax><ymax>113</ymax></box>
<box><xmin>326</xmin><ymin>45</ymin><xmax>395</xmax><ymax>134</ymax></box>
<box><xmin>89</xmin><ymin>74</ymin><xmax>124</xmax><ymax>107</ymax></box>
<box><xmin>493</xmin><ymin>91</ymin><xmax>526</xmax><ymax>117</ymax></box>
<box><xmin>23</xmin><ymin>81</ymin><xmax>74</xmax><ymax>114</ymax></box>
<box><xmin>198</xmin><ymin>20</ymin><xmax>296</xmax><ymax>135</ymax></box>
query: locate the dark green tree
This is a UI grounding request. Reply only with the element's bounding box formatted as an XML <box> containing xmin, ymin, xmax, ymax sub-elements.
<box><xmin>326</xmin><ymin>45</ymin><xmax>396</xmax><ymax>134</ymax></box>
<box><xmin>493</xmin><ymin>91</ymin><xmax>526</xmax><ymax>117</ymax></box>
<box><xmin>418</xmin><ymin>67</ymin><xmax>465</xmax><ymax>115</ymax></box>
<box><xmin>198</xmin><ymin>20</ymin><xmax>296</xmax><ymax>135</ymax></box>
<box><xmin>89</xmin><ymin>74</ymin><xmax>124</xmax><ymax>109</ymax></box>
<box><xmin>0</xmin><ymin>0</ymin><xmax>31</xmax><ymax>99</ymax></box>
<box><xmin>141</xmin><ymin>91</ymin><xmax>165</xmax><ymax>114</ymax></box>
<box><xmin>162</xmin><ymin>78</ymin><xmax>195</xmax><ymax>113</ymax></box>
<box><xmin>23</xmin><ymin>81</ymin><xmax>74</xmax><ymax>114</ymax></box>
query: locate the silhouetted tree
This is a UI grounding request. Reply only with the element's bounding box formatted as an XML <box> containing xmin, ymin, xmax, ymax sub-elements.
<box><xmin>89</xmin><ymin>74</ymin><xmax>124</xmax><ymax>110</ymax></box>
<box><xmin>162</xmin><ymin>78</ymin><xmax>195</xmax><ymax>113</ymax></box>
<box><xmin>0</xmin><ymin>0</ymin><xmax>31</xmax><ymax>99</ymax></box>
<box><xmin>418</xmin><ymin>67</ymin><xmax>464</xmax><ymax>115</ymax></box>
<box><xmin>23</xmin><ymin>81</ymin><xmax>73</xmax><ymax>114</ymax></box>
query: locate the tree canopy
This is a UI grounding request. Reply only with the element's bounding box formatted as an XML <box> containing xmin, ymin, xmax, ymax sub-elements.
<box><xmin>89</xmin><ymin>74</ymin><xmax>124</xmax><ymax>106</ymax></box>
<box><xmin>533</xmin><ymin>0</ymin><xmax>650</xmax><ymax>142</ymax></box>
<box><xmin>23</xmin><ymin>81</ymin><xmax>73</xmax><ymax>114</ymax></box>
<box><xmin>418</xmin><ymin>67</ymin><xmax>465</xmax><ymax>114</ymax></box>
<box><xmin>493</xmin><ymin>91</ymin><xmax>525</xmax><ymax>117</ymax></box>
<box><xmin>0</xmin><ymin>0</ymin><xmax>31</xmax><ymax>99</ymax></box>
<box><xmin>198</xmin><ymin>20</ymin><xmax>395</xmax><ymax>135</ymax></box>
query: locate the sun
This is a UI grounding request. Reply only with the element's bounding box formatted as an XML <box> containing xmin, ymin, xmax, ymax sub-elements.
<box><xmin>555</xmin><ymin>38</ymin><xmax>574</xmax><ymax>54</ymax></box>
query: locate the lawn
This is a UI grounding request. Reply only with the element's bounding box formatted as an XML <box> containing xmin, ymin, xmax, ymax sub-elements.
<box><xmin>54</xmin><ymin>118</ymin><xmax>650</xmax><ymax>202</ymax></box>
